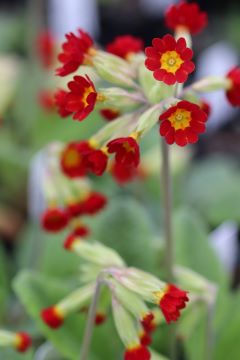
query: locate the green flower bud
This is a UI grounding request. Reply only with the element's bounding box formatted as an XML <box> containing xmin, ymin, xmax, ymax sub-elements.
<box><xmin>72</xmin><ymin>241</ymin><xmax>125</xmax><ymax>267</ymax></box>
<box><xmin>93</xmin><ymin>51</ymin><xmax>137</xmax><ymax>88</ymax></box>
<box><xmin>191</xmin><ymin>76</ymin><xmax>231</xmax><ymax>93</ymax></box>
<box><xmin>100</xmin><ymin>87</ymin><xmax>145</xmax><ymax>109</ymax></box>
<box><xmin>136</xmin><ymin>105</ymin><xmax>162</xmax><ymax>135</ymax></box>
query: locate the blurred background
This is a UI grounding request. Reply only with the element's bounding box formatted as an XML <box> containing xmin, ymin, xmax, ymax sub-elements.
<box><xmin>0</xmin><ymin>1</ymin><xmax>240</xmax><ymax>358</ymax></box>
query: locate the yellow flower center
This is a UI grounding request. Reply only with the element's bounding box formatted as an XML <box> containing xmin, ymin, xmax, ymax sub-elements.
<box><xmin>160</xmin><ymin>51</ymin><xmax>184</xmax><ymax>74</ymax></box>
<box><xmin>168</xmin><ymin>108</ymin><xmax>191</xmax><ymax>130</ymax></box>
<box><xmin>64</xmin><ymin>149</ymin><xmax>81</xmax><ymax>167</ymax></box>
<box><xmin>123</xmin><ymin>142</ymin><xmax>134</xmax><ymax>153</ymax></box>
<box><xmin>82</xmin><ymin>86</ymin><xmax>94</xmax><ymax>106</ymax></box>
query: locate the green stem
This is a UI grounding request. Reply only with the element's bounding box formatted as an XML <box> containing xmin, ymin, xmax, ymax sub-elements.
<box><xmin>80</xmin><ymin>276</ymin><xmax>103</xmax><ymax>360</ymax></box>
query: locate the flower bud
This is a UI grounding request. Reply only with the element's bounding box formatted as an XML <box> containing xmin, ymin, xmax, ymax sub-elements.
<box><xmin>41</xmin><ymin>283</ymin><xmax>94</xmax><ymax>328</ymax></box>
<box><xmin>100</xmin><ymin>87</ymin><xmax>144</xmax><ymax>109</ymax></box>
<box><xmin>136</xmin><ymin>106</ymin><xmax>162</xmax><ymax>135</ymax></box>
<box><xmin>93</xmin><ymin>51</ymin><xmax>137</xmax><ymax>87</ymax></box>
<box><xmin>68</xmin><ymin>240</ymin><xmax>125</xmax><ymax>267</ymax></box>
<box><xmin>0</xmin><ymin>330</ymin><xmax>32</xmax><ymax>353</ymax></box>
<box><xmin>191</xmin><ymin>76</ymin><xmax>231</xmax><ymax>93</ymax></box>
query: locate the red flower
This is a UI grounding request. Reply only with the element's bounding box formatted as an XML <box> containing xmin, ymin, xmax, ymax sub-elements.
<box><xmin>60</xmin><ymin>141</ymin><xmax>92</xmax><ymax>178</ymax></box>
<box><xmin>85</xmin><ymin>149</ymin><xmax>108</xmax><ymax>176</ymax></box>
<box><xmin>106</xmin><ymin>35</ymin><xmax>144</xmax><ymax>60</ymax></box>
<box><xmin>159</xmin><ymin>284</ymin><xmax>189</xmax><ymax>323</ymax></box>
<box><xmin>81</xmin><ymin>192</ymin><xmax>107</xmax><ymax>215</ymax></box>
<box><xmin>100</xmin><ymin>108</ymin><xmax>120</xmax><ymax>121</ymax></box>
<box><xmin>124</xmin><ymin>345</ymin><xmax>151</xmax><ymax>360</ymax></box>
<box><xmin>95</xmin><ymin>312</ymin><xmax>107</xmax><ymax>325</ymax></box>
<box><xmin>65</xmin><ymin>75</ymin><xmax>97</xmax><ymax>121</ymax></box>
<box><xmin>41</xmin><ymin>306</ymin><xmax>64</xmax><ymax>328</ymax></box>
<box><xmin>141</xmin><ymin>312</ymin><xmax>156</xmax><ymax>334</ymax></box>
<box><xmin>165</xmin><ymin>1</ymin><xmax>208</xmax><ymax>35</ymax></box>
<box><xmin>226</xmin><ymin>67</ymin><xmax>240</xmax><ymax>106</ymax></box>
<box><xmin>37</xmin><ymin>30</ymin><xmax>55</xmax><ymax>69</ymax></box>
<box><xmin>200</xmin><ymin>100</ymin><xmax>211</xmax><ymax>117</ymax></box>
<box><xmin>111</xmin><ymin>161</ymin><xmax>138</xmax><ymax>185</ymax></box>
<box><xmin>41</xmin><ymin>208</ymin><xmax>69</xmax><ymax>232</ymax></box>
<box><xmin>107</xmin><ymin>137</ymin><xmax>140</xmax><ymax>167</ymax></box>
<box><xmin>140</xmin><ymin>332</ymin><xmax>152</xmax><ymax>347</ymax></box>
<box><xmin>145</xmin><ymin>34</ymin><xmax>195</xmax><ymax>85</ymax></box>
<box><xmin>64</xmin><ymin>234</ymin><xmax>79</xmax><ymax>250</ymax></box>
<box><xmin>15</xmin><ymin>332</ymin><xmax>32</xmax><ymax>353</ymax></box>
<box><xmin>159</xmin><ymin>100</ymin><xmax>207</xmax><ymax>146</ymax></box>
<box><xmin>55</xmin><ymin>89</ymin><xmax>73</xmax><ymax>117</ymax></box>
<box><xmin>56</xmin><ymin>29</ymin><xmax>94</xmax><ymax>76</ymax></box>
<box><xmin>38</xmin><ymin>90</ymin><xmax>55</xmax><ymax>112</ymax></box>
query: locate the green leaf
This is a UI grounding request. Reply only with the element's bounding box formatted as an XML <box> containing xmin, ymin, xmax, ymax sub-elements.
<box><xmin>87</xmin><ymin>197</ymin><xmax>159</xmax><ymax>272</ymax></box>
<box><xmin>173</xmin><ymin>207</ymin><xmax>226</xmax><ymax>284</ymax></box>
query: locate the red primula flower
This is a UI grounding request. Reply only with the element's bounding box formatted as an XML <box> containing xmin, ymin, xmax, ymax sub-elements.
<box><xmin>100</xmin><ymin>108</ymin><xmax>120</xmax><ymax>121</ymax></box>
<box><xmin>124</xmin><ymin>345</ymin><xmax>151</xmax><ymax>360</ymax></box>
<box><xmin>159</xmin><ymin>284</ymin><xmax>189</xmax><ymax>323</ymax></box>
<box><xmin>55</xmin><ymin>89</ymin><xmax>73</xmax><ymax>117</ymax></box>
<box><xmin>107</xmin><ymin>137</ymin><xmax>140</xmax><ymax>167</ymax></box>
<box><xmin>85</xmin><ymin>149</ymin><xmax>108</xmax><ymax>176</ymax></box>
<box><xmin>159</xmin><ymin>100</ymin><xmax>207</xmax><ymax>146</ymax></box>
<box><xmin>64</xmin><ymin>234</ymin><xmax>79</xmax><ymax>250</ymax></box>
<box><xmin>60</xmin><ymin>141</ymin><xmax>92</xmax><ymax>178</ymax></box>
<box><xmin>139</xmin><ymin>331</ymin><xmax>152</xmax><ymax>347</ymax></box>
<box><xmin>41</xmin><ymin>306</ymin><xmax>64</xmax><ymax>328</ymax></box>
<box><xmin>165</xmin><ymin>1</ymin><xmax>208</xmax><ymax>35</ymax></box>
<box><xmin>38</xmin><ymin>90</ymin><xmax>55</xmax><ymax>112</ymax></box>
<box><xmin>106</xmin><ymin>35</ymin><xmax>144</xmax><ymax>60</ymax></box>
<box><xmin>41</xmin><ymin>207</ymin><xmax>69</xmax><ymax>232</ymax></box>
<box><xmin>200</xmin><ymin>100</ymin><xmax>211</xmax><ymax>117</ymax></box>
<box><xmin>111</xmin><ymin>161</ymin><xmax>138</xmax><ymax>185</ymax></box>
<box><xmin>95</xmin><ymin>312</ymin><xmax>107</xmax><ymax>325</ymax></box>
<box><xmin>145</xmin><ymin>34</ymin><xmax>195</xmax><ymax>85</ymax></box>
<box><xmin>15</xmin><ymin>332</ymin><xmax>32</xmax><ymax>353</ymax></box>
<box><xmin>56</xmin><ymin>29</ymin><xmax>94</xmax><ymax>76</ymax></box>
<box><xmin>226</xmin><ymin>67</ymin><xmax>240</xmax><ymax>106</ymax></box>
<box><xmin>65</xmin><ymin>75</ymin><xmax>97</xmax><ymax>121</ymax></box>
<box><xmin>141</xmin><ymin>312</ymin><xmax>156</xmax><ymax>334</ymax></box>
<box><xmin>81</xmin><ymin>192</ymin><xmax>107</xmax><ymax>215</ymax></box>
<box><xmin>37</xmin><ymin>30</ymin><xmax>55</xmax><ymax>69</ymax></box>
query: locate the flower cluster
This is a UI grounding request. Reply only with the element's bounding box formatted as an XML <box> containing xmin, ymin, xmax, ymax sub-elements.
<box><xmin>0</xmin><ymin>330</ymin><xmax>31</xmax><ymax>353</ymax></box>
<box><xmin>49</xmin><ymin>0</ymin><xmax>240</xmax><ymax>190</ymax></box>
<box><xmin>40</xmin><ymin>240</ymin><xmax>189</xmax><ymax>359</ymax></box>
<box><xmin>40</xmin><ymin>143</ymin><xmax>107</xmax><ymax>242</ymax></box>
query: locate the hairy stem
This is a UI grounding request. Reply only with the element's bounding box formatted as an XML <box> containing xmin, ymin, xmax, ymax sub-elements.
<box><xmin>80</xmin><ymin>276</ymin><xmax>103</xmax><ymax>360</ymax></box>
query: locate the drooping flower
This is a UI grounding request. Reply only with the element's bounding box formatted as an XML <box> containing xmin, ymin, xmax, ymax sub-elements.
<box><xmin>165</xmin><ymin>1</ymin><xmax>208</xmax><ymax>35</ymax></box>
<box><xmin>80</xmin><ymin>192</ymin><xmax>108</xmax><ymax>215</ymax></box>
<box><xmin>41</xmin><ymin>306</ymin><xmax>64</xmax><ymax>328</ymax></box>
<box><xmin>60</xmin><ymin>141</ymin><xmax>92</xmax><ymax>178</ymax></box>
<box><xmin>15</xmin><ymin>332</ymin><xmax>32</xmax><ymax>353</ymax></box>
<box><xmin>107</xmin><ymin>136</ymin><xmax>140</xmax><ymax>167</ymax></box>
<box><xmin>95</xmin><ymin>312</ymin><xmax>107</xmax><ymax>325</ymax></box>
<box><xmin>41</xmin><ymin>207</ymin><xmax>69</xmax><ymax>232</ymax></box>
<box><xmin>145</xmin><ymin>34</ymin><xmax>195</xmax><ymax>85</ymax></box>
<box><xmin>159</xmin><ymin>100</ymin><xmax>207</xmax><ymax>146</ymax></box>
<box><xmin>100</xmin><ymin>108</ymin><xmax>120</xmax><ymax>121</ymax></box>
<box><xmin>38</xmin><ymin>89</ymin><xmax>55</xmax><ymax>112</ymax></box>
<box><xmin>106</xmin><ymin>35</ymin><xmax>144</xmax><ymax>60</ymax></box>
<box><xmin>54</xmin><ymin>89</ymin><xmax>73</xmax><ymax>117</ymax></box>
<box><xmin>141</xmin><ymin>312</ymin><xmax>156</xmax><ymax>334</ymax></box>
<box><xmin>159</xmin><ymin>284</ymin><xmax>189</xmax><ymax>323</ymax></box>
<box><xmin>111</xmin><ymin>161</ymin><xmax>138</xmax><ymax>185</ymax></box>
<box><xmin>64</xmin><ymin>75</ymin><xmax>98</xmax><ymax>121</ymax></box>
<box><xmin>124</xmin><ymin>345</ymin><xmax>151</xmax><ymax>360</ymax></box>
<box><xmin>85</xmin><ymin>149</ymin><xmax>108</xmax><ymax>176</ymax></box>
<box><xmin>37</xmin><ymin>30</ymin><xmax>55</xmax><ymax>69</ymax></box>
<box><xmin>226</xmin><ymin>67</ymin><xmax>240</xmax><ymax>106</ymax></box>
<box><xmin>56</xmin><ymin>29</ymin><xmax>95</xmax><ymax>76</ymax></box>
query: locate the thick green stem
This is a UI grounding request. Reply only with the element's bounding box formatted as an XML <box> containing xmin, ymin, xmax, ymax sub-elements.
<box><xmin>80</xmin><ymin>276</ymin><xmax>103</xmax><ymax>360</ymax></box>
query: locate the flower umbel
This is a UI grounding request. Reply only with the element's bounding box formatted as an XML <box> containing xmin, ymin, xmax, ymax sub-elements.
<box><xmin>145</xmin><ymin>34</ymin><xmax>195</xmax><ymax>85</ymax></box>
<box><xmin>159</xmin><ymin>100</ymin><xmax>208</xmax><ymax>146</ymax></box>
